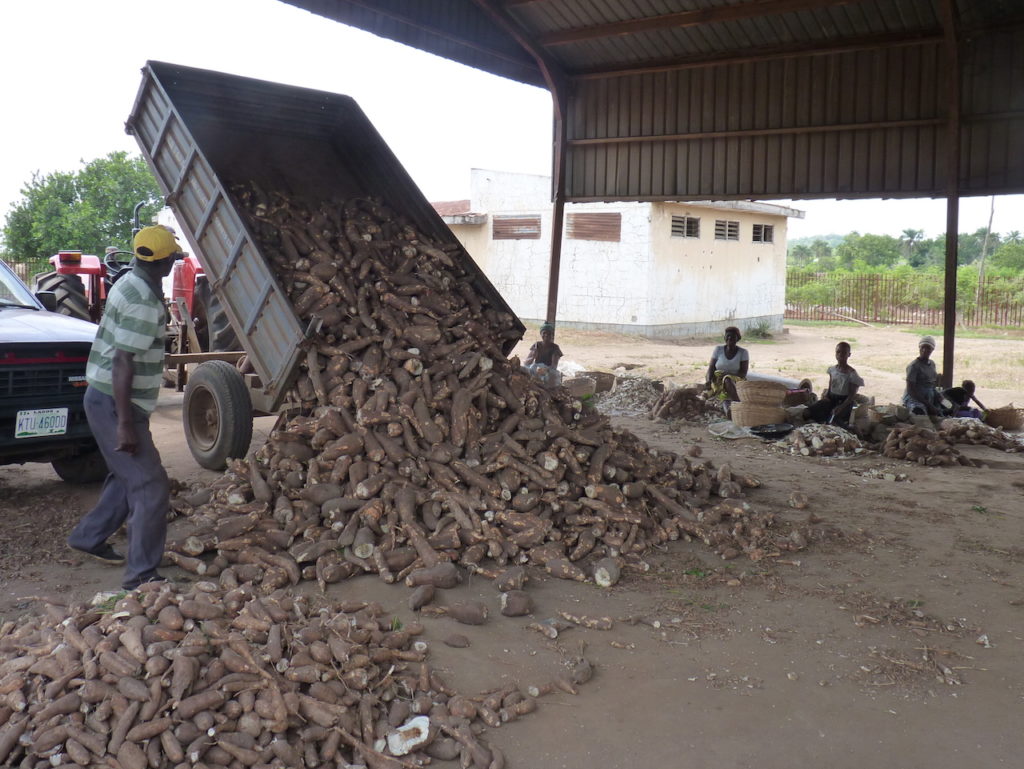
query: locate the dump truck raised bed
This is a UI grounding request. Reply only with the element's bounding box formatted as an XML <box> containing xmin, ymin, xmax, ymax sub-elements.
<box><xmin>126</xmin><ymin>61</ymin><xmax>524</xmax><ymax>469</ymax></box>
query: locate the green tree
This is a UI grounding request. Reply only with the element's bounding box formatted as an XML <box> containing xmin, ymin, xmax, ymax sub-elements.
<box><xmin>788</xmin><ymin>243</ymin><xmax>813</xmax><ymax>268</ymax></box>
<box><xmin>990</xmin><ymin>242</ymin><xmax>1024</xmax><ymax>273</ymax></box>
<box><xmin>834</xmin><ymin>232</ymin><xmax>902</xmax><ymax>269</ymax></box>
<box><xmin>955</xmin><ymin>228</ymin><xmax>992</xmax><ymax>265</ymax></box>
<box><xmin>1</xmin><ymin>152</ymin><xmax>161</xmax><ymax>263</ymax></box>
<box><xmin>901</xmin><ymin>228</ymin><xmax>924</xmax><ymax>263</ymax></box>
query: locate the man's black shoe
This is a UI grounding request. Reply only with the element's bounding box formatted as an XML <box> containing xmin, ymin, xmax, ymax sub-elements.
<box><xmin>122</xmin><ymin>573</ymin><xmax>168</xmax><ymax>591</ymax></box>
<box><xmin>72</xmin><ymin>542</ymin><xmax>125</xmax><ymax>565</ymax></box>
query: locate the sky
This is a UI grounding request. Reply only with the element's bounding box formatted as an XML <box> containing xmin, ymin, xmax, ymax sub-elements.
<box><xmin>2</xmin><ymin>0</ymin><xmax>1021</xmax><ymax>244</ymax></box>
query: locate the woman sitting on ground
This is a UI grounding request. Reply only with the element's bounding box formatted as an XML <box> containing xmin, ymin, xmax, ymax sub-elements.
<box><xmin>806</xmin><ymin>341</ymin><xmax>864</xmax><ymax>428</ymax></box>
<box><xmin>523</xmin><ymin>322</ymin><xmax>563</xmax><ymax>387</ymax></box>
<box><xmin>705</xmin><ymin>326</ymin><xmax>749</xmax><ymax>407</ymax></box>
<box><xmin>903</xmin><ymin>335</ymin><xmax>944</xmax><ymax>416</ymax></box>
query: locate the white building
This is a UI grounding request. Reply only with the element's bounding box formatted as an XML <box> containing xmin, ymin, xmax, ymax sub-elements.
<box><xmin>435</xmin><ymin>169</ymin><xmax>803</xmax><ymax>339</ymax></box>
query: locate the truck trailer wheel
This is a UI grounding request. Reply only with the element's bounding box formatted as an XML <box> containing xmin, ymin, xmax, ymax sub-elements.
<box><xmin>52</xmin><ymin>448</ymin><xmax>108</xmax><ymax>484</ymax></box>
<box><xmin>183</xmin><ymin>360</ymin><xmax>253</xmax><ymax>470</ymax></box>
<box><xmin>34</xmin><ymin>272</ymin><xmax>90</xmax><ymax>321</ymax></box>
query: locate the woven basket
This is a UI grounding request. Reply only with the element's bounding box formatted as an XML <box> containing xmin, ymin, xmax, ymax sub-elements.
<box><xmin>734</xmin><ymin>379</ymin><xmax>787</xmax><ymax>406</ymax></box>
<box><xmin>730</xmin><ymin>402</ymin><xmax>787</xmax><ymax>427</ymax></box>
<box><xmin>783</xmin><ymin>389</ymin><xmax>815</xmax><ymax>407</ymax></box>
<box><xmin>984</xmin><ymin>405</ymin><xmax>1024</xmax><ymax>431</ymax></box>
<box><xmin>580</xmin><ymin>371</ymin><xmax>616</xmax><ymax>393</ymax></box>
<box><xmin>563</xmin><ymin>376</ymin><xmax>596</xmax><ymax>398</ymax></box>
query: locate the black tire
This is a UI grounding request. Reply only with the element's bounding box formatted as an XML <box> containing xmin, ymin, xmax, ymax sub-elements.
<box><xmin>183</xmin><ymin>360</ymin><xmax>253</xmax><ymax>470</ymax></box>
<box><xmin>34</xmin><ymin>271</ymin><xmax>90</xmax><ymax>321</ymax></box>
<box><xmin>192</xmin><ymin>279</ymin><xmax>239</xmax><ymax>353</ymax></box>
<box><xmin>52</xmin><ymin>448</ymin><xmax>108</xmax><ymax>484</ymax></box>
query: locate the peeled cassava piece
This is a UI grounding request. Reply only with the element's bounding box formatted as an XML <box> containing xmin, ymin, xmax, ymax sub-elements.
<box><xmin>0</xmin><ymin>581</ymin><xmax>593</xmax><ymax>768</ymax></box>
<box><xmin>423</xmin><ymin>600</ymin><xmax>489</xmax><ymax>625</ymax></box>
<box><xmin>500</xmin><ymin>589</ymin><xmax>533</xmax><ymax>617</ymax></box>
<box><xmin>166</xmin><ymin>185</ymin><xmax>793</xmax><ymax>600</ymax></box>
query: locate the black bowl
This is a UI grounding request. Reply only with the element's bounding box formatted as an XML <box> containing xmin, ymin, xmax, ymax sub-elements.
<box><xmin>748</xmin><ymin>423</ymin><xmax>795</xmax><ymax>440</ymax></box>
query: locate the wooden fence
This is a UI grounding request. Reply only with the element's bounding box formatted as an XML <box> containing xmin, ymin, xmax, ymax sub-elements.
<box><xmin>8</xmin><ymin>258</ymin><xmax>52</xmax><ymax>286</ymax></box>
<box><xmin>786</xmin><ymin>273</ymin><xmax>1024</xmax><ymax>327</ymax></box>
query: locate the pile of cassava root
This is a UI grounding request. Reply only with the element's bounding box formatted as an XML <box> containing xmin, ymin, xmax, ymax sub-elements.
<box><xmin>938</xmin><ymin>418</ymin><xmax>1024</xmax><ymax>453</ymax></box>
<box><xmin>165</xmin><ymin>185</ymin><xmax>797</xmax><ymax>589</ymax></box>
<box><xmin>647</xmin><ymin>384</ymin><xmax>718</xmax><ymax>422</ymax></box>
<box><xmin>781</xmin><ymin>424</ymin><xmax>863</xmax><ymax>458</ymax></box>
<box><xmin>0</xmin><ymin>579</ymin><xmax>591</xmax><ymax>768</ymax></box>
<box><xmin>881</xmin><ymin>425</ymin><xmax>979</xmax><ymax>466</ymax></box>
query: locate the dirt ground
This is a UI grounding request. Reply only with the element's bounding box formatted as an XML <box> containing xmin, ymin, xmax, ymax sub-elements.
<box><xmin>2</xmin><ymin>323</ymin><xmax>1023</xmax><ymax>768</ymax></box>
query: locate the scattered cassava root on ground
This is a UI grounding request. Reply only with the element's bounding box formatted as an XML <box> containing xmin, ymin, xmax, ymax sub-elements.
<box><xmin>0</xmin><ymin>580</ymin><xmax>591</xmax><ymax>768</ymax></box>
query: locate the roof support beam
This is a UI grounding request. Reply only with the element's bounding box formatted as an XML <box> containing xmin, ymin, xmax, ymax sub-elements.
<box><xmin>574</xmin><ymin>30</ymin><xmax>943</xmax><ymax>79</ymax></box>
<box><xmin>567</xmin><ymin>117</ymin><xmax>945</xmax><ymax>147</ymax></box>
<box><xmin>324</xmin><ymin>0</ymin><xmax>540</xmax><ymax>73</ymax></box>
<box><xmin>471</xmin><ymin>0</ymin><xmax>570</xmax><ymax>328</ymax></box>
<box><xmin>940</xmin><ymin>0</ymin><xmax>961</xmax><ymax>388</ymax></box>
<box><xmin>538</xmin><ymin>0</ymin><xmax>859</xmax><ymax>46</ymax></box>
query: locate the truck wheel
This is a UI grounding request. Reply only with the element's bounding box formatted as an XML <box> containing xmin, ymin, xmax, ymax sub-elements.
<box><xmin>193</xmin><ymin>279</ymin><xmax>239</xmax><ymax>352</ymax></box>
<box><xmin>52</xmin><ymin>448</ymin><xmax>108</xmax><ymax>484</ymax></box>
<box><xmin>183</xmin><ymin>360</ymin><xmax>253</xmax><ymax>470</ymax></box>
<box><xmin>34</xmin><ymin>272</ymin><xmax>90</xmax><ymax>321</ymax></box>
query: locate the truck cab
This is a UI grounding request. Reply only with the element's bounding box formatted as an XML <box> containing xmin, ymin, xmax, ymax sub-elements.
<box><xmin>0</xmin><ymin>258</ymin><xmax>107</xmax><ymax>482</ymax></box>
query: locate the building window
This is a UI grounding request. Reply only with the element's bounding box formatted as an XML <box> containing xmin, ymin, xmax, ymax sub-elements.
<box><xmin>752</xmin><ymin>224</ymin><xmax>774</xmax><ymax>243</ymax></box>
<box><xmin>715</xmin><ymin>220</ymin><xmax>740</xmax><ymax>240</ymax></box>
<box><xmin>492</xmin><ymin>215</ymin><xmax>541</xmax><ymax>240</ymax></box>
<box><xmin>567</xmin><ymin>212</ymin><xmax>621</xmax><ymax>241</ymax></box>
<box><xmin>671</xmin><ymin>215</ymin><xmax>700</xmax><ymax>238</ymax></box>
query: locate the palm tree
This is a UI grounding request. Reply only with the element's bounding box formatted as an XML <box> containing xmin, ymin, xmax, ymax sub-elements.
<box><xmin>1006</xmin><ymin>230</ymin><xmax>1022</xmax><ymax>245</ymax></box>
<box><xmin>901</xmin><ymin>228</ymin><xmax>924</xmax><ymax>262</ymax></box>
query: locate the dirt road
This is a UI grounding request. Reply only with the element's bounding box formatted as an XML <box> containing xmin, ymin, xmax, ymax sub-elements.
<box><xmin>2</xmin><ymin>324</ymin><xmax>1022</xmax><ymax>769</ymax></box>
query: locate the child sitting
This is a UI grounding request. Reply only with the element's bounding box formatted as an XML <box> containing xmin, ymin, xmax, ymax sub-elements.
<box><xmin>943</xmin><ymin>379</ymin><xmax>987</xmax><ymax>419</ymax></box>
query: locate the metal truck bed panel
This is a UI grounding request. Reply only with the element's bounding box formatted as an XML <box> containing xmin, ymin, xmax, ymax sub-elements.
<box><xmin>126</xmin><ymin>62</ymin><xmax>524</xmax><ymax>409</ymax></box>
<box><xmin>127</xmin><ymin>67</ymin><xmax>307</xmax><ymax>410</ymax></box>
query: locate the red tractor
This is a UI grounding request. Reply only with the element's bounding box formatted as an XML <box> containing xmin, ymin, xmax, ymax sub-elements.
<box><xmin>33</xmin><ymin>201</ymin><xmax>145</xmax><ymax>323</ymax></box>
<box><xmin>167</xmin><ymin>254</ymin><xmax>237</xmax><ymax>353</ymax></box>
<box><xmin>34</xmin><ymin>202</ymin><xmax>237</xmax><ymax>354</ymax></box>
<box><xmin>33</xmin><ymin>247</ymin><xmax>134</xmax><ymax>323</ymax></box>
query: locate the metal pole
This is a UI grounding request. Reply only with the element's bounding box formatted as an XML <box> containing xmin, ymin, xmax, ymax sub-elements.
<box><xmin>470</xmin><ymin>0</ymin><xmax>569</xmax><ymax>328</ymax></box>
<box><xmin>940</xmin><ymin>0</ymin><xmax>961</xmax><ymax>388</ymax></box>
<box><xmin>546</xmin><ymin>99</ymin><xmax>568</xmax><ymax>325</ymax></box>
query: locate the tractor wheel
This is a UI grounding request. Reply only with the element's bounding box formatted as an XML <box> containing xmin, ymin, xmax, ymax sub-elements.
<box><xmin>34</xmin><ymin>272</ymin><xmax>90</xmax><ymax>321</ymax></box>
<box><xmin>183</xmin><ymin>360</ymin><xmax>253</xmax><ymax>470</ymax></box>
<box><xmin>52</xmin><ymin>448</ymin><xmax>108</xmax><ymax>484</ymax></box>
<box><xmin>192</xmin><ymin>279</ymin><xmax>239</xmax><ymax>352</ymax></box>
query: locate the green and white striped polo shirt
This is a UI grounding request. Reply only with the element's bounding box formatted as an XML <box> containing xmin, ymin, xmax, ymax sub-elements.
<box><xmin>86</xmin><ymin>271</ymin><xmax>166</xmax><ymax>413</ymax></box>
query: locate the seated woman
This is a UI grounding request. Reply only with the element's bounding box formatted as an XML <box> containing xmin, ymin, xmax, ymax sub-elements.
<box><xmin>943</xmin><ymin>379</ymin><xmax>987</xmax><ymax>419</ymax></box>
<box><xmin>902</xmin><ymin>335</ymin><xmax>944</xmax><ymax>416</ymax></box>
<box><xmin>705</xmin><ymin>326</ymin><xmax>749</xmax><ymax>409</ymax></box>
<box><xmin>806</xmin><ymin>341</ymin><xmax>864</xmax><ymax>427</ymax></box>
<box><xmin>523</xmin><ymin>322</ymin><xmax>563</xmax><ymax>387</ymax></box>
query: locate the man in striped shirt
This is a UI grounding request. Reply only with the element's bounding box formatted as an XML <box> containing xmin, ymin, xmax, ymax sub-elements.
<box><xmin>67</xmin><ymin>225</ymin><xmax>180</xmax><ymax>591</ymax></box>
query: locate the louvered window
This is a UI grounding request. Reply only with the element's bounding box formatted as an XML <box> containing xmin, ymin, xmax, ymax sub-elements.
<box><xmin>714</xmin><ymin>220</ymin><xmax>740</xmax><ymax>240</ymax></box>
<box><xmin>671</xmin><ymin>215</ymin><xmax>700</xmax><ymax>238</ymax></box>
<box><xmin>567</xmin><ymin>212</ymin><xmax>621</xmax><ymax>242</ymax></box>
<box><xmin>752</xmin><ymin>224</ymin><xmax>774</xmax><ymax>243</ymax></box>
<box><xmin>492</xmin><ymin>215</ymin><xmax>541</xmax><ymax>240</ymax></box>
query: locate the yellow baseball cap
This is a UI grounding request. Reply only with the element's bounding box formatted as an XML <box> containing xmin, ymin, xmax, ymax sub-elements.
<box><xmin>133</xmin><ymin>225</ymin><xmax>182</xmax><ymax>262</ymax></box>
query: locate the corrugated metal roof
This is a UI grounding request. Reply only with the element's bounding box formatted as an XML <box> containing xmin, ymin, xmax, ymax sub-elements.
<box><xmin>280</xmin><ymin>0</ymin><xmax>1024</xmax><ymax>201</ymax></box>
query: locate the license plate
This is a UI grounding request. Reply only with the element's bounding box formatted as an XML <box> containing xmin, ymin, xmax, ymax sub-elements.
<box><xmin>15</xmin><ymin>408</ymin><xmax>69</xmax><ymax>438</ymax></box>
